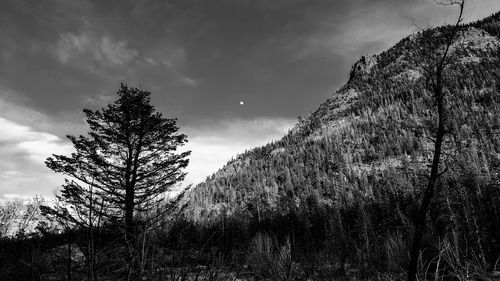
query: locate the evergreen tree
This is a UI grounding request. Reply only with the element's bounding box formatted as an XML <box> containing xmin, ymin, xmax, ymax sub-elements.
<box><xmin>44</xmin><ymin>84</ymin><xmax>190</xmax><ymax>236</ymax></box>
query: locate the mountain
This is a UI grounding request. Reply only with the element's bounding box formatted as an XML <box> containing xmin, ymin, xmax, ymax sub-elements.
<box><xmin>181</xmin><ymin>13</ymin><xmax>500</xmax><ymax>262</ymax></box>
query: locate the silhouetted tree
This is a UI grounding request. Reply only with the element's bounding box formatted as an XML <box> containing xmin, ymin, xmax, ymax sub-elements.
<box><xmin>407</xmin><ymin>1</ymin><xmax>465</xmax><ymax>281</ymax></box>
<box><xmin>44</xmin><ymin>84</ymin><xmax>190</xmax><ymax>238</ymax></box>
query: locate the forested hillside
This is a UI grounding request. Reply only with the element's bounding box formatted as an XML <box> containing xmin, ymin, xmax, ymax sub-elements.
<box><xmin>179</xmin><ymin>11</ymin><xmax>500</xmax><ymax>276</ymax></box>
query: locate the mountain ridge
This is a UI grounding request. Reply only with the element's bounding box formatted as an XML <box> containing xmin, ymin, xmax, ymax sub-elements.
<box><xmin>182</xmin><ymin>11</ymin><xmax>500</xmax><ymax>223</ymax></box>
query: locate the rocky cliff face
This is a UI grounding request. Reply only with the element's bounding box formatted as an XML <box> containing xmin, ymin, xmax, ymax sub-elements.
<box><xmin>182</xmin><ymin>12</ymin><xmax>500</xmax><ymax>223</ymax></box>
<box><xmin>349</xmin><ymin>54</ymin><xmax>379</xmax><ymax>82</ymax></box>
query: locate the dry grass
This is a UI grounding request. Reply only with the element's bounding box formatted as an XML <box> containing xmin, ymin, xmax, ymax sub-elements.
<box><xmin>385</xmin><ymin>231</ymin><xmax>409</xmax><ymax>272</ymax></box>
<box><xmin>247</xmin><ymin>233</ymin><xmax>301</xmax><ymax>281</ymax></box>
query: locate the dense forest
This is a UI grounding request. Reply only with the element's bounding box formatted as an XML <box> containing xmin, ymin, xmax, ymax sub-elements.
<box><xmin>1</xmin><ymin>9</ymin><xmax>500</xmax><ymax>281</ymax></box>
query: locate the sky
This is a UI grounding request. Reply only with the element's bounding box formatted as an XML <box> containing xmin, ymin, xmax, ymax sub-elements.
<box><xmin>0</xmin><ymin>0</ymin><xmax>499</xmax><ymax>200</ymax></box>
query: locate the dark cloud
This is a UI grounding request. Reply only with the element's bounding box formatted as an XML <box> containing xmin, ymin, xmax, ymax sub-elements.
<box><xmin>2</xmin><ymin>0</ymin><xmax>497</xmax><ymax>123</ymax></box>
<box><xmin>0</xmin><ymin>0</ymin><xmax>499</xmax><ymax>197</ymax></box>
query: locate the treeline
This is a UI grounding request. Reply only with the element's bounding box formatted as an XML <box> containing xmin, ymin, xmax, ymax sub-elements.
<box><xmin>175</xmin><ymin>147</ymin><xmax>500</xmax><ymax>278</ymax></box>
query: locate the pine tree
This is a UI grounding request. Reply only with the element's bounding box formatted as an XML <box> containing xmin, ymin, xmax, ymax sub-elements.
<box><xmin>44</xmin><ymin>84</ymin><xmax>190</xmax><ymax>237</ymax></box>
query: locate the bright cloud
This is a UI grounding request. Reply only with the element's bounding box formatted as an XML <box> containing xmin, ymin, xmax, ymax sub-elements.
<box><xmin>0</xmin><ymin>95</ymin><xmax>295</xmax><ymax>198</ymax></box>
<box><xmin>0</xmin><ymin>113</ymin><xmax>73</xmax><ymax>199</ymax></box>
<box><xmin>181</xmin><ymin>117</ymin><xmax>295</xmax><ymax>186</ymax></box>
<box><xmin>0</xmin><ymin>117</ymin><xmax>73</xmax><ymax>161</ymax></box>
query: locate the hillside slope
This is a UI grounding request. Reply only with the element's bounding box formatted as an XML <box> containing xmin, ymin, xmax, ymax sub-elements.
<box><xmin>183</xmin><ymin>12</ymin><xmax>500</xmax><ymax>225</ymax></box>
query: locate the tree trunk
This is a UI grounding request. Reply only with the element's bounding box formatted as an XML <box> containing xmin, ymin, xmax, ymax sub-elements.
<box><xmin>407</xmin><ymin>3</ymin><xmax>464</xmax><ymax>280</ymax></box>
<box><xmin>126</xmin><ymin>135</ymin><xmax>143</xmax><ymax>239</ymax></box>
<box><xmin>125</xmin><ymin>185</ymin><xmax>135</xmax><ymax>238</ymax></box>
<box><xmin>67</xmin><ymin>237</ymin><xmax>73</xmax><ymax>281</ymax></box>
<box><xmin>407</xmin><ymin>85</ymin><xmax>446</xmax><ymax>281</ymax></box>
<box><xmin>124</xmin><ymin>141</ymin><xmax>135</xmax><ymax>239</ymax></box>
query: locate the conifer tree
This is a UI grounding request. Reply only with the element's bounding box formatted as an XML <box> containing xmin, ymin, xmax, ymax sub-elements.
<box><xmin>44</xmin><ymin>84</ymin><xmax>190</xmax><ymax>236</ymax></box>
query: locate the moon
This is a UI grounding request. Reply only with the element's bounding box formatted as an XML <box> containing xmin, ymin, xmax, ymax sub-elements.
<box><xmin>239</xmin><ymin>101</ymin><xmax>244</xmax><ymax>105</ymax></box>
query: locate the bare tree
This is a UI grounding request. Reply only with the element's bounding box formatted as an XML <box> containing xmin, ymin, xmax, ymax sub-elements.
<box><xmin>0</xmin><ymin>201</ymin><xmax>22</xmax><ymax>237</ymax></box>
<box><xmin>0</xmin><ymin>197</ymin><xmax>44</xmax><ymax>238</ymax></box>
<box><xmin>16</xmin><ymin>196</ymin><xmax>43</xmax><ymax>238</ymax></box>
<box><xmin>407</xmin><ymin>1</ymin><xmax>465</xmax><ymax>281</ymax></box>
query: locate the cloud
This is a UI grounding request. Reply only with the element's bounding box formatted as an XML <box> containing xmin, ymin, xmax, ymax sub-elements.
<box><xmin>0</xmin><ymin>117</ymin><xmax>73</xmax><ymax>163</ymax></box>
<box><xmin>0</xmin><ymin>93</ymin><xmax>74</xmax><ymax>198</ymax></box>
<box><xmin>56</xmin><ymin>32</ymin><xmax>138</xmax><ymax>66</ymax></box>
<box><xmin>0</xmin><ymin>87</ymin><xmax>294</xmax><ymax>197</ymax></box>
<box><xmin>290</xmin><ymin>0</ymin><xmax>500</xmax><ymax>63</ymax></box>
<box><xmin>0</xmin><ymin>87</ymin><xmax>86</xmax><ymax>138</ymax></box>
<box><xmin>83</xmin><ymin>94</ymin><xmax>114</xmax><ymax>107</ymax></box>
<box><xmin>181</xmin><ymin>117</ymin><xmax>295</xmax><ymax>186</ymax></box>
<box><xmin>1</xmin><ymin>193</ymin><xmax>35</xmax><ymax>201</ymax></box>
<box><xmin>180</xmin><ymin>76</ymin><xmax>198</xmax><ymax>86</ymax></box>
<box><xmin>289</xmin><ymin>3</ymin><xmax>413</xmax><ymax>62</ymax></box>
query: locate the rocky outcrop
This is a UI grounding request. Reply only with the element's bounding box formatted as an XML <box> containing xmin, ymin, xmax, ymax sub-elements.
<box><xmin>349</xmin><ymin>54</ymin><xmax>378</xmax><ymax>82</ymax></box>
